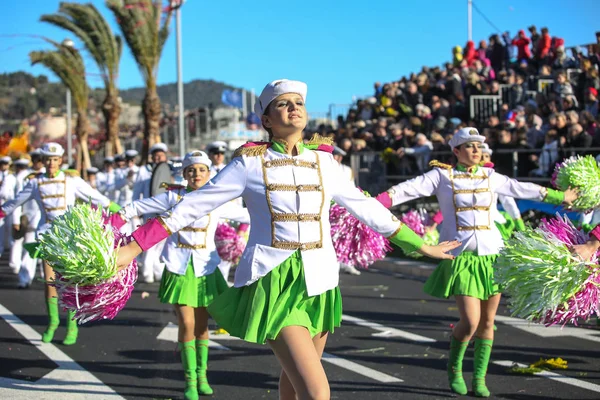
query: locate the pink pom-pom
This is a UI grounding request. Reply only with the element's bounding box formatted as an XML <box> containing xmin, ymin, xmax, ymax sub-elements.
<box><xmin>56</xmin><ymin>210</ymin><xmax>138</xmax><ymax>324</ymax></box>
<box><xmin>330</xmin><ymin>204</ymin><xmax>391</xmax><ymax>268</ymax></box>
<box><xmin>215</xmin><ymin>222</ymin><xmax>246</xmax><ymax>263</ymax></box>
<box><xmin>401</xmin><ymin>210</ymin><xmax>426</xmax><ymax>236</ymax></box>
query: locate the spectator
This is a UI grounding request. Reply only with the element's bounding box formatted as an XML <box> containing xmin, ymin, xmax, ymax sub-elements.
<box><xmin>477</xmin><ymin>40</ymin><xmax>489</xmax><ymax>62</ymax></box>
<box><xmin>402</xmin><ymin>133</ymin><xmax>433</xmax><ymax>173</ymax></box>
<box><xmin>493</xmin><ymin>129</ymin><xmax>515</xmax><ymax>176</ymax></box>
<box><xmin>537</xmin><ymin>27</ymin><xmax>552</xmax><ymax>63</ymax></box>
<box><xmin>554</xmin><ymin>71</ymin><xmax>574</xmax><ymax>101</ymax></box>
<box><xmin>526</xmin><ymin>114</ymin><xmax>545</xmax><ymax>148</ymax></box>
<box><xmin>531</xmin><ymin>130</ymin><xmax>559</xmax><ymax>177</ymax></box>
<box><xmin>509</xmin><ymin>74</ymin><xmax>526</xmax><ymax>109</ymax></box>
<box><xmin>502</xmin><ymin>31</ymin><xmax>514</xmax><ymax>63</ymax></box>
<box><xmin>512</xmin><ymin>30</ymin><xmax>532</xmax><ymax>62</ymax></box>
<box><xmin>585</xmin><ymin>87</ymin><xmax>599</xmax><ymax>118</ymax></box>
<box><xmin>488</xmin><ymin>34</ymin><xmax>506</xmax><ymax>74</ymax></box>
<box><xmin>452</xmin><ymin>46</ymin><xmax>463</xmax><ymax>67</ymax></box>
<box><xmin>464</xmin><ymin>40</ymin><xmax>477</xmax><ymax>66</ymax></box>
<box><xmin>566</xmin><ymin>123</ymin><xmax>593</xmax><ymax>150</ymax></box>
<box><xmin>528</xmin><ymin>25</ymin><xmax>540</xmax><ymax>54</ymax></box>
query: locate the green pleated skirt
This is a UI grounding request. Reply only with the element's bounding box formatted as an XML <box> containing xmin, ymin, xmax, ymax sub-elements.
<box><xmin>158</xmin><ymin>259</ymin><xmax>229</xmax><ymax>308</ymax></box>
<box><xmin>423</xmin><ymin>251</ymin><xmax>499</xmax><ymax>301</ymax></box>
<box><xmin>207</xmin><ymin>250</ymin><xmax>343</xmax><ymax>344</ymax></box>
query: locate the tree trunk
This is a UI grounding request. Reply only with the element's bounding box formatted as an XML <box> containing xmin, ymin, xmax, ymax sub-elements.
<box><xmin>142</xmin><ymin>87</ymin><xmax>161</xmax><ymax>164</ymax></box>
<box><xmin>75</xmin><ymin>111</ymin><xmax>91</xmax><ymax>179</ymax></box>
<box><xmin>103</xmin><ymin>92</ymin><xmax>123</xmax><ymax>157</ymax></box>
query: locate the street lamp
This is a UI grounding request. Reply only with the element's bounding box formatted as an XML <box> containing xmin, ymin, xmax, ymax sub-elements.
<box><xmin>62</xmin><ymin>39</ymin><xmax>75</xmax><ymax>167</ymax></box>
<box><xmin>170</xmin><ymin>0</ymin><xmax>185</xmax><ymax>158</ymax></box>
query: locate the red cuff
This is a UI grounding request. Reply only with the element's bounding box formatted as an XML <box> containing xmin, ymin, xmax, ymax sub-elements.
<box><xmin>375</xmin><ymin>192</ymin><xmax>392</xmax><ymax>209</ymax></box>
<box><xmin>0</xmin><ymin>208</ymin><xmax>5</xmax><ymax>219</ymax></box>
<box><xmin>590</xmin><ymin>225</ymin><xmax>600</xmax><ymax>242</ymax></box>
<box><xmin>432</xmin><ymin>210</ymin><xmax>444</xmax><ymax>225</ymax></box>
<box><xmin>131</xmin><ymin>218</ymin><xmax>171</xmax><ymax>251</ymax></box>
<box><xmin>238</xmin><ymin>223</ymin><xmax>250</xmax><ymax>232</ymax></box>
<box><xmin>108</xmin><ymin>213</ymin><xmax>126</xmax><ymax>230</ymax></box>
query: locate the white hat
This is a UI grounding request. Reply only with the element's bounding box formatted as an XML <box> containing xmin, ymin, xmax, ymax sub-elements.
<box><xmin>125</xmin><ymin>149</ymin><xmax>139</xmax><ymax>158</ymax></box>
<box><xmin>40</xmin><ymin>142</ymin><xmax>65</xmax><ymax>157</ymax></box>
<box><xmin>149</xmin><ymin>143</ymin><xmax>168</xmax><ymax>154</ymax></box>
<box><xmin>86</xmin><ymin>167</ymin><xmax>99</xmax><ymax>174</ymax></box>
<box><xmin>114</xmin><ymin>154</ymin><xmax>125</xmax><ymax>162</ymax></box>
<box><xmin>14</xmin><ymin>158</ymin><xmax>30</xmax><ymax>167</ymax></box>
<box><xmin>207</xmin><ymin>141</ymin><xmax>227</xmax><ymax>153</ymax></box>
<box><xmin>104</xmin><ymin>156</ymin><xmax>114</xmax><ymax>163</ymax></box>
<box><xmin>333</xmin><ymin>146</ymin><xmax>347</xmax><ymax>156</ymax></box>
<box><xmin>0</xmin><ymin>156</ymin><xmax>11</xmax><ymax>164</ymax></box>
<box><xmin>182</xmin><ymin>150</ymin><xmax>212</xmax><ymax>170</ymax></box>
<box><xmin>254</xmin><ymin>79</ymin><xmax>307</xmax><ymax>118</ymax></box>
<box><xmin>448</xmin><ymin>127</ymin><xmax>486</xmax><ymax>149</ymax></box>
<box><xmin>481</xmin><ymin>143</ymin><xmax>493</xmax><ymax>155</ymax></box>
<box><xmin>29</xmin><ymin>148</ymin><xmax>42</xmax><ymax>157</ymax></box>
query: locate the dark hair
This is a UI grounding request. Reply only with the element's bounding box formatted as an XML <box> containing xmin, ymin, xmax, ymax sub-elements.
<box><xmin>262</xmin><ymin>101</ymin><xmax>274</xmax><ymax>140</ymax></box>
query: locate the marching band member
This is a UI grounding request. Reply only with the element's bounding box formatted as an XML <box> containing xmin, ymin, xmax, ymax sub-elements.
<box><xmin>86</xmin><ymin>167</ymin><xmax>99</xmax><ymax>189</ymax></box>
<box><xmin>375</xmin><ymin>127</ymin><xmax>577</xmax><ymax>398</ymax></box>
<box><xmin>0</xmin><ymin>143</ymin><xmax>120</xmax><ymax>345</ymax></box>
<box><xmin>115</xmin><ymin>79</ymin><xmax>459</xmax><ymax>400</ymax></box>
<box><xmin>10</xmin><ymin>157</ymin><xmax>32</xmax><ymax>277</ymax></box>
<box><xmin>97</xmin><ymin>156</ymin><xmax>120</xmax><ymax>202</ymax></box>
<box><xmin>110</xmin><ymin>150</ymin><xmax>249</xmax><ymax>398</ymax></box>
<box><xmin>207</xmin><ymin>141</ymin><xmax>228</xmax><ymax>178</ymax></box>
<box><xmin>0</xmin><ymin>156</ymin><xmax>16</xmax><ymax>257</ymax></box>
<box><xmin>132</xmin><ymin>143</ymin><xmax>169</xmax><ymax>283</ymax></box>
<box><xmin>14</xmin><ymin>150</ymin><xmax>45</xmax><ymax>288</ymax></box>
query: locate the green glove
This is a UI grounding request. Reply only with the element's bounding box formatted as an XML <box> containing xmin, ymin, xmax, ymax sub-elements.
<box><xmin>543</xmin><ymin>188</ymin><xmax>564</xmax><ymax>205</ymax></box>
<box><xmin>108</xmin><ymin>202</ymin><xmax>122</xmax><ymax>213</ymax></box>
<box><xmin>388</xmin><ymin>224</ymin><xmax>425</xmax><ymax>254</ymax></box>
<box><xmin>514</xmin><ymin>218</ymin><xmax>526</xmax><ymax>231</ymax></box>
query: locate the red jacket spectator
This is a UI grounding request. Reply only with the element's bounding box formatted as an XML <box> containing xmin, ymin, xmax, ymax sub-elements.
<box><xmin>512</xmin><ymin>30</ymin><xmax>531</xmax><ymax>61</ymax></box>
<box><xmin>537</xmin><ymin>29</ymin><xmax>552</xmax><ymax>59</ymax></box>
<box><xmin>464</xmin><ymin>40</ymin><xmax>477</xmax><ymax>66</ymax></box>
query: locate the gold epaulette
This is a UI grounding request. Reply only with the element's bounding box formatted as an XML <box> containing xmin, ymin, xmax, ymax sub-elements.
<box><xmin>160</xmin><ymin>182</ymin><xmax>186</xmax><ymax>191</ymax></box>
<box><xmin>305</xmin><ymin>133</ymin><xmax>334</xmax><ymax>146</ymax></box>
<box><xmin>25</xmin><ymin>172</ymin><xmax>41</xmax><ymax>180</ymax></box>
<box><xmin>233</xmin><ymin>144</ymin><xmax>269</xmax><ymax>158</ymax></box>
<box><xmin>429</xmin><ymin>160</ymin><xmax>452</xmax><ymax>170</ymax></box>
<box><xmin>63</xmin><ymin>169</ymin><xmax>80</xmax><ymax>177</ymax></box>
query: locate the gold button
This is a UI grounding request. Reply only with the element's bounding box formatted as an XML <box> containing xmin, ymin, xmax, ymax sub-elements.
<box><xmin>317</xmin><ymin>185</ymin><xmax>322</xmax><ymax>191</ymax></box>
<box><xmin>294</xmin><ymin>160</ymin><xmax>300</xmax><ymax>166</ymax></box>
<box><xmin>388</xmin><ymin>189</ymin><xmax>396</xmax><ymax>195</ymax></box>
<box><xmin>300</xmin><ymin>244</ymin><xmax>307</xmax><ymax>250</ymax></box>
<box><xmin>268</xmin><ymin>184</ymin><xmax>275</xmax><ymax>190</ymax></box>
<box><xmin>298</xmin><ymin>215</ymin><xmax>305</xmax><ymax>220</ymax></box>
<box><xmin>265</xmin><ymin>161</ymin><xmax>272</xmax><ymax>168</ymax></box>
<box><xmin>312</xmin><ymin>163</ymin><xmax>318</xmax><ymax>168</ymax></box>
<box><xmin>297</xmin><ymin>185</ymin><xmax>304</xmax><ymax>191</ymax></box>
<box><xmin>392</xmin><ymin>216</ymin><xmax>398</xmax><ymax>222</ymax></box>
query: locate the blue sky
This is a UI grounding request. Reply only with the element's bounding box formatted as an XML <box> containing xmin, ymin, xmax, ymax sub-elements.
<box><xmin>1</xmin><ymin>0</ymin><xmax>598</xmax><ymax>113</ymax></box>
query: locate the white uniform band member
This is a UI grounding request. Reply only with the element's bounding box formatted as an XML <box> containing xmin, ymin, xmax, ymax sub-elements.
<box><xmin>0</xmin><ymin>156</ymin><xmax>16</xmax><ymax>256</ymax></box>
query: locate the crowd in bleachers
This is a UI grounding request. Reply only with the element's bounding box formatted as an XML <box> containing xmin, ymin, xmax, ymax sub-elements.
<box><xmin>313</xmin><ymin>27</ymin><xmax>600</xmax><ymax>179</ymax></box>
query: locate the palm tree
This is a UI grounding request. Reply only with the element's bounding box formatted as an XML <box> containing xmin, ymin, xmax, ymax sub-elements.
<box><xmin>30</xmin><ymin>40</ymin><xmax>92</xmax><ymax>173</ymax></box>
<box><xmin>41</xmin><ymin>2</ymin><xmax>124</xmax><ymax>157</ymax></box>
<box><xmin>107</xmin><ymin>0</ymin><xmax>173</xmax><ymax>161</ymax></box>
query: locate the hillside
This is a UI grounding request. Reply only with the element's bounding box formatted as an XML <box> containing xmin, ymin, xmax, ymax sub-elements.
<box><xmin>0</xmin><ymin>71</ymin><xmax>248</xmax><ymax>121</ymax></box>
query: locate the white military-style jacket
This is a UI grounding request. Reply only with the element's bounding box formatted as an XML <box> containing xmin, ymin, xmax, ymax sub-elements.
<box><xmin>0</xmin><ymin>170</ymin><xmax>17</xmax><ymax>224</ymax></box>
<box><xmin>120</xmin><ymin>186</ymin><xmax>249</xmax><ymax>277</ymax></box>
<box><xmin>387</xmin><ymin>161</ymin><xmax>556</xmax><ymax>256</ymax></box>
<box><xmin>116</xmin><ymin>165</ymin><xmax>138</xmax><ymax>206</ymax></box>
<box><xmin>147</xmin><ymin>138</ymin><xmax>403</xmax><ymax>296</ymax></box>
<box><xmin>1</xmin><ymin>170</ymin><xmax>112</xmax><ymax>234</ymax></box>
<box><xmin>12</xmin><ymin>168</ymin><xmax>44</xmax><ymax>232</ymax></box>
<box><xmin>97</xmin><ymin>169</ymin><xmax>120</xmax><ymax>202</ymax></box>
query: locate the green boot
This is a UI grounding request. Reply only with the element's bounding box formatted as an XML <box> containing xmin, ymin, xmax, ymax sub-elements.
<box><xmin>447</xmin><ymin>336</ymin><xmax>469</xmax><ymax>395</ymax></box>
<box><xmin>62</xmin><ymin>310</ymin><xmax>78</xmax><ymax>346</ymax></box>
<box><xmin>42</xmin><ymin>297</ymin><xmax>59</xmax><ymax>343</ymax></box>
<box><xmin>179</xmin><ymin>340</ymin><xmax>199</xmax><ymax>400</ymax></box>
<box><xmin>196</xmin><ymin>339</ymin><xmax>214</xmax><ymax>395</ymax></box>
<box><xmin>473</xmin><ymin>338</ymin><xmax>493</xmax><ymax>397</ymax></box>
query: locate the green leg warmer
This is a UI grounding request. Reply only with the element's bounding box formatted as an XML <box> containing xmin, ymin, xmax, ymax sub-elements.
<box><xmin>447</xmin><ymin>336</ymin><xmax>469</xmax><ymax>395</ymax></box>
<box><xmin>473</xmin><ymin>338</ymin><xmax>493</xmax><ymax>398</ymax></box>
<box><xmin>41</xmin><ymin>297</ymin><xmax>59</xmax><ymax>343</ymax></box>
<box><xmin>62</xmin><ymin>310</ymin><xmax>78</xmax><ymax>346</ymax></box>
<box><xmin>196</xmin><ymin>339</ymin><xmax>214</xmax><ymax>396</ymax></box>
<box><xmin>179</xmin><ymin>340</ymin><xmax>199</xmax><ymax>400</ymax></box>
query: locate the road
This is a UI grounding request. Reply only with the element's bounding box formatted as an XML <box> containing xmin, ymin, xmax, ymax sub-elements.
<box><xmin>2</xmin><ymin>257</ymin><xmax>600</xmax><ymax>400</ymax></box>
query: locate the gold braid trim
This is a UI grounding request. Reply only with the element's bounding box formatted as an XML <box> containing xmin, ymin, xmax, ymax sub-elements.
<box><xmin>429</xmin><ymin>160</ymin><xmax>452</xmax><ymax>170</ymax></box>
<box><xmin>26</xmin><ymin>172</ymin><xmax>41</xmax><ymax>180</ymax></box>
<box><xmin>233</xmin><ymin>144</ymin><xmax>269</xmax><ymax>158</ymax></box>
<box><xmin>305</xmin><ymin>133</ymin><xmax>334</xmax><ymax>147</ymax></box>
<box><xmin>160</xmin><ymin>182</ymin><xmax>186</xmax><ymax>190</ymax></box>
<box><xmin>63</xmin><ymin>169</ymin><xmax>80</xmax><ymax>178</ymax></box>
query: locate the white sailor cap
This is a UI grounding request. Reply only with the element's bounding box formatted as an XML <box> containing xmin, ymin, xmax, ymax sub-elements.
<box><xmin>87</xmin><ymin>167</ymin><xmax>99</xmax><ymax>174</ymax></box>
<box><xmin>481</xmin><ymin>143</ymin><xmax>493</xmax><ymax>155</ymax></box>
<box><xmin>207</xmin><ymin>141</ymin><xmax>227</xmax><ymax>153</ymax></box>
<box><xmin>254</xmin><ymin>79</ymin><xmax>307</xmax><ymax>118</ymax></box>
<box><xmin>333</xmin><ymin>146</ymin><xmax>347</xmax><ymax>156</ymax></box>
<box><xmin>182</xmin><ymin>150</ymin><xmax>212</xmax><ymax>170</ymax></box>
<box><xmin>104</xmin><ymin>156</ymin><xmax>115</xmax><ymax>163</ymax></box>
<box><xmin>40</xmin><ymin>142</ymin><xmax>65</xmax><ymax>157</ymax></box>
<box><xmin>29</xmin><ymin>148</ymin><xmax>43</xmax><ymax>157</ymax></box>
<box><xmin>0</xmin><ymin>156</ymin><xmax>11</xmax><ymax>164</ymax></box>
<box><xmin>149</xmin><ymin>143</ymin><xmax>168</xmax><ymax>154</ymax></box>
<box><xmin>448</xmin><ymin>128</ymin><xmax>486</xmax><ymax>149</ymax></box>
<box><xmin>114</xmin><ymin>154</ymin><xmax>125</xmax><ymax>162</ymax></box>
<box><xmin>14</xmin><ymin>158</ymin><xmax>30</xmax><ymax>167</ymax></box>
<box><xmin>125</xmin><ymin>149</ymin><xmax>139</xmax><ymax>159</ymax></box>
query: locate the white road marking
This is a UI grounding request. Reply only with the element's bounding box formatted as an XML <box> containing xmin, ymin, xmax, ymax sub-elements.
<box><xmin>342</xmin><ymin>314</ymin><xmax>437</xmax><ymax>343</ymax></box>
<box><xmin>156</xmin><ymin>322</ymin><xmax>231</xmax><ymax>350</ymax></box>
<box><xmin>321</xmin><ymin>352</ymin><xmax>403</xmax><ymax>383</ymax></box>
<box><xmin>495</xmin><ymin>315</ymin><xmax>600</xmax><ymax>343</ymax></box>
<box><xmin>0</xmin><ymin>303</ymin><xmax>125</xmax><ymax>399</ymax></box>
<box><xmin>494</xmin><ymin>360</ymin><xmax>600</xmax><ymax>393</ymax></box>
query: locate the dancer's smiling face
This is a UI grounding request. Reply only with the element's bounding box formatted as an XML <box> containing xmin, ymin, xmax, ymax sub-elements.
<box><xmin>44</xmin><ymin>156</ymin><xmax>62</xmax><ymax>176</ymax></box>
<box><xmin>453</xmin><ymin>141</ymin><xmax>482</xmax><ymax>167</ymax></box>
<box><xmin>184</xmin><ymin>163</ymin><xmax>211</xmax><ymax>190</ymax></box>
